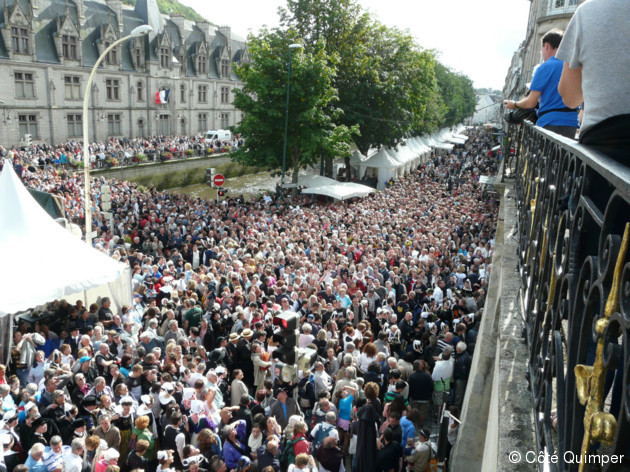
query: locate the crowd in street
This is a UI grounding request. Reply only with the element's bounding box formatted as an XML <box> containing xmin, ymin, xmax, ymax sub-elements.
<box><xmin>1</xmin><ymin>127</ymin><xmax>499</xmax><ymax>472</ymax></box>
<box><xmin>0</xmin><ymin>133</ymin><xmax>242</xmax><ymax>170</ymax></box>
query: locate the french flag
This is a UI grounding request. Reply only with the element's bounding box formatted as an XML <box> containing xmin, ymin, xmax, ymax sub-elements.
<box><xmin>155</xmin><ymin>89</ymin><xmax>170</xmax><ymax>104</ymax></box>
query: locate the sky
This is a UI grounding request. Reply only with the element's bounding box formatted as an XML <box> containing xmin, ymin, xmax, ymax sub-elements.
<box><xmin>180</xmin><ymin>0</ymin><xmax>531</xmax><ymax>90</ymax></box>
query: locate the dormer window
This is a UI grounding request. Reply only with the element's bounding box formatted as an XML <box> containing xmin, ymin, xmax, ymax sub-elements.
<box><xmin>103</xmin><ymin>41</ymin><xmax>118</xmax><ymax>65</ymax></box>
<box><xmin>197</xmin><ymin>54</ymin><xmax>208</xmax><ymax>75</ymax></box>
<box><xmin>11</xmin><ymin>27</ymin><xmax>29</xmax><ymax>54</ymax></box>
<box><xmin>221</xmin><ymin>59</ymin><xmax>230</xmax><ymax>77</ymax></box>
<box><xmin>62</xmin><ymin>35</ymin><xmax>78</xmax><ymax>60</ymax></box>
<box><xmin>160</xmin><ymin>47</ymin><xmax>170</xmax><ymax>68</ymax></box>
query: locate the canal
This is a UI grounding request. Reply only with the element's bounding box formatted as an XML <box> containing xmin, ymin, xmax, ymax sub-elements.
<box><xmin>168</xmin><ymin>169</ymin><xmax>279</xmax><ymax>200</ymax></box>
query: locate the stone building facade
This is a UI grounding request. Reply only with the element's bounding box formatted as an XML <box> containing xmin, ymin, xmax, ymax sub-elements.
<box><xmin>503</xmin><ymin>0</ymin><xmax>580</xmax><ymax>100</ymax></box>
<box><xmin>0</xmin><ymin>0</ymin><xmax>248</xmax><ymax>146</ymax></box>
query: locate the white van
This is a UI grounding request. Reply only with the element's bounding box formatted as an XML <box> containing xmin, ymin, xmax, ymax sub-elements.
<box><xmin>205</xmin><ymin>129</ymin><xmax>232</xmax><ymax>143</ymax></box>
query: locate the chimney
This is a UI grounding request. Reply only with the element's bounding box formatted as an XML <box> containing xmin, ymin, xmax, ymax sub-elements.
<box><xmin>218</xmin><ymin>25</ymin><xmax>231</xmax><ymax>43</ymax></box>
<box><xmin>195</xmin><ymin>19</ymin><xmax>210</xmax><ymax>42</ymax></box>
<box><xmin>170</xmin><ymin>12</ymin><xmax>186</xmax><ymax>35</ymax></box>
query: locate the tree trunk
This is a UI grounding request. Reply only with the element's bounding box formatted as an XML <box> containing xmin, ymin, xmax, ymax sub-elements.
<box><xmin>325</xmin><ymin>156</ymin><xmax>334</xmax><ymax>178</ymax></box>
<box><xmin>291</xmin><ymin>149</ymin><xmax>300</xmax><ymax>197</ymax></box>
<box><xmin>344</xmin><ymin>155</ymin><xmax>351</xmax><ymax>182</ymax></box>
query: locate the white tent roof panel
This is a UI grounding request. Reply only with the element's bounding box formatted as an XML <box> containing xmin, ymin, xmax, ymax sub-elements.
<box><xmin>0</xmin><ymin>163</ymin><xmax>128</xmax><ymax>316</ymax></box>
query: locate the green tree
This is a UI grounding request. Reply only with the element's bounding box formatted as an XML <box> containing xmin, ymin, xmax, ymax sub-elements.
<box><xmin>231</xmin><ymin>29</ymin><xmax>355</xmax><ymax>184</ymax></box>
<box><xmin>435</xmin><ymin>63</ymin><xmax>477</xmax><ymax>127</ymax></box>
<box><xmin>280</xmin><ymin>0</ymin><xmax>444</xmax><ymax>158</ymax></box>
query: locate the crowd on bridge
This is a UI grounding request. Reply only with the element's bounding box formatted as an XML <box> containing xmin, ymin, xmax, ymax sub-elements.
<box><xmin>0</xmin><ymin>126</ymin><xmax>500</xmax><ymax>472</ymax></box>
<box><xmin>0</xmin><ymin>133</ymin><xmax>242</xmax><ymax>171</ymax></box>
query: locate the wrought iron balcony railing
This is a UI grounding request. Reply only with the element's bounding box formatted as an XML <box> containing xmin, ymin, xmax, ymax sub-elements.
<box><xmin>509</xmin><ymin>122</ymin><xmax>630</xmax><ymax>472</ymax></box>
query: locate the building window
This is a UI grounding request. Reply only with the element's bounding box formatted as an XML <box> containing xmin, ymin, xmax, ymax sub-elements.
<box><xmin>160</xmin><ymin>47</ymin><xmax>170</xmax><ymax>68</ymax></box>
<box><xmin>180</xmin><ymin>84</ymin><xmax>186</xmax><ymax>103</ymax></box>
<box><xmin>18</xmin><ymin>114</ymin><xmax>38</xmax><ymax>138</ymax></box>
<box><xmin>221</xmin><ymin>59</ymin><xmax>230</xmax><ymax>77</ymax></box>
<box><xmin>107</xmin><ymin>114</ymin><xmax>121</xmax><ymax>135</ymax></box>
<box><xmin>15</xmin><ymin>72</ymin><xmax>35</xmax><ymax>98</ymax></box>
<box><xmin>197</xmin><ymin>55</ymin><xmax>208</xmax><ymax>75</ymax></box>
<box><xmin>221</xmin><ymin>86</ymin><xmax>230</xmax><ymax>104</ymax></box>
<box><xmin>106</xmin><ymin>79</ymin><xmax>120</xmax><ymax>100</ymax></box>
<box><xmin>65</xmin><ymin>76</ymin><xmax>80</xmax><ymax>100</ymax></box>
<box><xmin>11</xmin><ymin>27</ymin><xmax>29</xmax><ymax>54</ymax></box>
<box><xmin>103</xmin><ymin>42</ymin><xmax>118</xmax><ymax>65</ymax></box>
<box><xmin>134</xmin><ymin>48</ymin><xmax>143</xmax><ymax>67</ymax></box>
<box><xmin>220</xmin><ymin>112</ymin><xmax>229</xmax><ymax>129</ymax></box>
<box><xmin>67</xmin><ymin>114</ymin><xmax>82</xmax><ymax>137</ymax></box>
<box><xmin>62</xmin><ymin>35</ymin><xmax>78</xmax><ymax>60</ymax></box>
<box><xmin>136</xmin><ymin>81</ymin><xmax>144</xmax><ymax>101</ymax></box>
<box><xmin>198</xmin><ymin>113</ymin><xmax>207</xmax><ymax>131</ymax></box>
<box><xmin>137</xmin><ymin>119</ymin><xmax>145</xmax><ymax>137</ymax></box>
<box><xmin>198</xmin><ymin>85</ymin><xmax>208</xmax><ymax>103</ymax></box>
<box><xmin>548</xmin><ymin>0</ymin><xmax>577</xmax><ymax>13</ymax></box>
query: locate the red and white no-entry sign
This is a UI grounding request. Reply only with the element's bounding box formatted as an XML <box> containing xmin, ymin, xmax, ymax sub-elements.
<box><xmin>213</xmin><ymin>174</ymin><xmax>225</xmax><ymax>187</ymax></box>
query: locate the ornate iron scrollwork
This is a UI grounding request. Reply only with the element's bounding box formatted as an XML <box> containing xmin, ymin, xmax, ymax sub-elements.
<box><xmin>512</xmin><ymin>122</ymin><xmax>630</xmax><ymax>471</ymax></box>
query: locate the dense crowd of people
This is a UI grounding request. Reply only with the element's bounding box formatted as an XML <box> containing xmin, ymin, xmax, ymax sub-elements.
<box><xmin>1</xmin><ymin>127</ymin><xmax>499</xmax><ymax>472</ymax></box>
<box><xmin>0</xmin><ymin>133</ymin><xmax>242</xmax><ymax>170</ymax></box>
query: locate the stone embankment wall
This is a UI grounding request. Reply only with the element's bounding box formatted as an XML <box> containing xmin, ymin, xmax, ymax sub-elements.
<box><xmin>90</xmin><ymin>155</ymin><xmax>265</xmax><ymax>190</ymax></box>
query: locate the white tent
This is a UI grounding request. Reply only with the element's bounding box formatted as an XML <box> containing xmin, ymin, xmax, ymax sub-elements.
<box><xmin>301</xmin><ymin>182</ymin><xmax>374</xmax><ymax>200</ymax></box>
<box><xmin>358</xmin><ymin>148</ymin><xmax>403</xmax><ymax>189</ymax></box>
<box><xmin>0</xmin><ymin>163</ymin><xmax>131</xmax><ymax>321</ymax></box>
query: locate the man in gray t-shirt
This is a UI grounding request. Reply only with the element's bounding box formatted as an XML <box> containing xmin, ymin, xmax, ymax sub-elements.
<box><xmin>557</xmin><ymin>0</ymin><xmax>630</xmax><ymax>136</ymax></box>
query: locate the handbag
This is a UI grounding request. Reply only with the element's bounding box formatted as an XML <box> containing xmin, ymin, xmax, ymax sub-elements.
<box><xmin>424</xmin><ymin>441</ymin><xmax>439</xmax><ymax>472</ymax></box>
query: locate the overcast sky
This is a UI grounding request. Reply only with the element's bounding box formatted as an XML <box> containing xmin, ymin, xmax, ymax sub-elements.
<box><xmin>180</xmin><ymin>0</ymin><xmax>531</xmax><ymax>90</ymax></box>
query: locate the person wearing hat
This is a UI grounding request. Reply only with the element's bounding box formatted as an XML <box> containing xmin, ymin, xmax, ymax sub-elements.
<box><xmin>235</xmin><ymin>329</ymin><xmax>255</xmax><ymax>390</ymax></box>
<box><xmin>226</xmin><ymin>333</ymin><xmax>240</xmax><ymax>363</ymax></box>
<box><xmin>269</xmin><ymin>386</ymin><xmax>301</xmax><ymax>431</ymax></box>
<box><xmin>28</xmin><ymin>417</ymin><xmax>49</xmax><ymax>449</ymax></box>
<box><xmin>404</xmin><ymin>428</ymin><xmax>431</xmax><ymax>472</ymax></box>
<box><xmin>1</xmin><ymin>431</ymin><xmax>19</xmax><ymax>472</ymax></box>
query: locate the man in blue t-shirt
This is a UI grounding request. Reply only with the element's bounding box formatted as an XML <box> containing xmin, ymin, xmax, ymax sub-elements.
<box><xmin>504</xmin><ymin>30</ymin><xmax>579</xmax><ymax>139</ymax></box>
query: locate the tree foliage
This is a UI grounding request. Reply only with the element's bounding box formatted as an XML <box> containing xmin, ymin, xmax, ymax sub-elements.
<box><xmin>233</xmin><ymin>0</ymin><xmax>476</xmax><ymax>173</ymax></box>
<box><xmin>435</xmin><ymin>63</ymin><xmax>477</xmax><ymax>127</ymax></box>
<box><xmin>122</xmin><ymin>0</ymin><xmax>204</xmax><ymax>22</ymax></box>
<box><xmin>231</xmin><ymin>29</ymin><xmax>356</xmax><ymax>183</ymax></box>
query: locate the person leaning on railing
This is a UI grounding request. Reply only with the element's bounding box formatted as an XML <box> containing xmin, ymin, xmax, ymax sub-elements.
<box><xmin>504</xmin><ymin>30</ymin><xmax>579</xmax><ymax>140</ymax></box>
<box><xmin>556</xmin><ymin>0</ymin><xmax>630</xmax><ymax>163</ymax></box>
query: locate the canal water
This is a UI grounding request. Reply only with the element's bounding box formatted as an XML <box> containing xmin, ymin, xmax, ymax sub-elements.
<box><xmin>168</xmin><ymin>170</ymin><xmax>279</xmax><ymax>200</ymax></box>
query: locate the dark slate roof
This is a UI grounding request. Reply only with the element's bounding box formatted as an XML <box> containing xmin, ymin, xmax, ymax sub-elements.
<box><xmin>0</xmin><ymin>35</ymin><xmax>7</xmax><ymax>59</ymax></box>
<box><xmin>34</xmin><ymin>16</ymin><xmax>58</xmax><ymax>63</ymax></box>
<box><xmin>0</xmin><ymin>0</ymin><xmax>32</xmax><ymax>25</ymax></box>
<box><xmin>164</xmin><ymin>19</ymin><xmax>181</xmax><ymax>51</ymax></box>
<box><xmin>184</xmin><ymin>26</ymin><xmax>204</xmax><ymax>77</ymax></box>
<box><xmin>0</xmin><ymin>0</ymin><xmax>247</xmax><ymax>74</ymax></box>
<box><xmin>39</xmin><ymin>0</ymin><xmax>79</xmax><ymax>26</ymax></box>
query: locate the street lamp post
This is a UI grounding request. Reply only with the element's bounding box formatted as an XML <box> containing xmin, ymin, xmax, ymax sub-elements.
<box><xmin>83</xmin><ymin>24</ymin><xmax>152</xmax><ymax>245</ymax></box>
<box><xmin>280</xmin><ymin>43</ymin><xmax>303</xmax><ymax>188</ymax></box>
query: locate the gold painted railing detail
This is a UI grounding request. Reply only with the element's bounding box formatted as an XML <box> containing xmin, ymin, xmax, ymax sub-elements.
<box><xmin>574</xmin><ymin>223</ymin><xmax>629</xmax><ymax>471</ymax></box>
<box><xmin>508</xmin><ymin>121</ymin><xmax>630</xmax><ymax>472</ymax></box>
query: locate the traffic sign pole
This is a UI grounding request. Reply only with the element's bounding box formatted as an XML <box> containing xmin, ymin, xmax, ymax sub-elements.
<box><xmin>213</xmin><ymin>174</ymin><xmax>225</xmax><ymax>204</ymax></box>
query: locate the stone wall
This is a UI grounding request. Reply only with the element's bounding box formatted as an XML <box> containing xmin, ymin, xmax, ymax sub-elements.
<box><xmin>90</xmin><ymin>155</ymin><xmax>263</xmax><ymax>190</ymax></box>
<box><xmin>450</xmin><ymin>183</ymin><xmax>535</xmax><ymax>471</ymax></box>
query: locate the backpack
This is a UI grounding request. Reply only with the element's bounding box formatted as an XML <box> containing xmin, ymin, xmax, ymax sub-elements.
<box><xmin>312</xmin><ymin>422</ymin><xmax>334</xmax><ymax>451</ymax></box>
<box><xmin>279</xmin><ymin>436</ymin><xmax>306</xmax><ymax>468</ymax></box>
<box><xmin>297</xmin><ymin>378</ymin><xmax>313</xmax><ymax>409</ymax></box>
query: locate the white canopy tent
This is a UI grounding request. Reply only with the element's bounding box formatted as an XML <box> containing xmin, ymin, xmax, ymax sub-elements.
<box><xmin>301</xmin><ymin>181</ymin><xmax>375</xmax><ymax>200</ymax></box>
<box><xmin>0</xmin><ymin>163</ymin><xmax>131</xmax><ymax>328</ymax></box>
<box><xmin>358</xmin><ymin>148</ymin><xmax>403</xmax><ymax>189</ymax></box>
